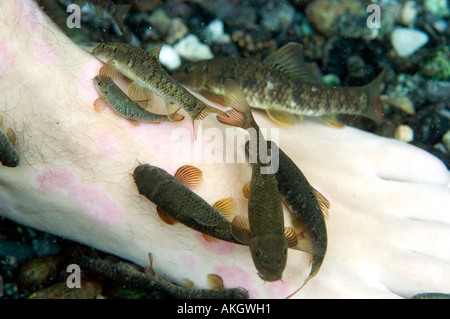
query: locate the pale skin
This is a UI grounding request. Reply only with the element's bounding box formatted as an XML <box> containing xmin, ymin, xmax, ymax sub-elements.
<box><xmin>0</xmin><ymin>0</ymin><xmax>449</xmax><ymax>298</ymax></box>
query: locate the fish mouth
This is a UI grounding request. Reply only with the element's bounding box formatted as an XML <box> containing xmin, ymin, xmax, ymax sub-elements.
<box><xmin>257</xmin><ymin>272</ymin><xmax>282</xmax><ymax>282</ymax></box>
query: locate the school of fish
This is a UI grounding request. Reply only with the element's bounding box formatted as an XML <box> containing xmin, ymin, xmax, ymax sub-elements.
<box><xmin>92</xmin><ymin>41</ymin><xmax>384</xmax><ymax>295</ymax></box>
<box><xmin>0</xmin><ymin>40</ymin><xmax>386</xmax><ymax>298</ymax></box>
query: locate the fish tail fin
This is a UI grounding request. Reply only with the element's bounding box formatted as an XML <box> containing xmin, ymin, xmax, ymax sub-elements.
<box><xmin>364</xmin><ymin>69</ymin><xmax>386</xmax><ymax>120</ymax></box>
<box><xmin>216</xmin><ymin>79</ymin><xmax>254</xmax><ymax>129</ymax></box>
<box><xmin>286</xmin><ymin>255</ymin><xmax>323</xmax><ymax>299</ymax></box>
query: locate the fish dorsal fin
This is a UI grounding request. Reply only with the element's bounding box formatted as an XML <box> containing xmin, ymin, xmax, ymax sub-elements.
<box><xmin>263</xmin><ymin>43</ymin><xmax>314</xmax><ymax>83</ymax></box>
<box><xmin>242</xmin><ymin>181</ymin><xmax>250</xmax><ymax>199</ymax></box>
<box><xmin>156</xmin><ymin>207</ymin><xmax>178</xmax><ymax>225</ymax></box>
<box><xmin>149</xmin><ymin>45</ymin><xmax>163</xmax><ymax>60</ymax></box>
<box><xmin>212</xmin><ymin>197</ymin><xmax>236</xmax><ymax>220</ymax></box>
<box><xmin>174</xmin><ymin>165</ymin><xmax>203</xmax><ymax>190</ymax></box>
<box><xmin>311</xmin><ymin>187</ymin><xmax>330</xmax><ymax>219</ymax></box>
<box><xmin>266</xmin><ymin>109</ymin><xmax>297</xmax><ymax>126</ymax></box>
<box><xmin>207</xmin><ymin>274</ymin><xmax>225</xmax><ymax>290</ymax></box>
<box><xmin>231</xmin><ymin>215</ymin><xmax>251</xmax><ymax>245</ymax></box>
<box><xmin>128</xmin><ymin>81</ymin><xmax>154</xmax><ymax>102</ymax></box>
<box><xmin>284</xmin><ymin>227</ymin><xmax>299</xmax><ymax>248</ymax></box>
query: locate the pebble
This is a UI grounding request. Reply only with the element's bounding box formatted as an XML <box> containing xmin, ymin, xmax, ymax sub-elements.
<box><xmin>0</xmin><ymin>241</ymin><xmax>34</xmax><ymax>263</ymax></box>
<box><xmin>400</xmin><ymin>1</ymin><xmax>417</xmax><ymax>27</ymax></box>
<box><xmin>205</xmin><ymin>19</ymin><xmax>231</xmax><ymax>44</ymax></box>
<box><xmin>159</xmin><ymin>44</ymin><xmax>181</xmax><ymax>70</ymax></box>
<box><xmin>262</xmin><ymin>1</ymin><xmax>296</xmax><ymax>33</ymax></box>
<box><xmin>166</xmin><ymin>18</ymin><xmax>189</xmax><ymax>45</ymax></box>
<box><xmin>174</xmin><ymin>34</ymin><xmax>214</xmax><ymax>61</ymax></box>
<box><xmin>411</xmin><ymin>104</ymin><xmax>450</xmax><ymax>145</ymax></box>
<box><xmin>380</xmin><ymin>95</ymin><xmax>415</xmax><ymax>115</ymax></box>
<box><xmin>424</xmin><ymin>0</ymin><xmax>450</xmax><ymax>17</ymax></box>
<box><xmin>443</xmin><ymin>130</ymin><xmax>450</xmax><ymax>152</ymax></box>
<box><xmin>18</xmin><ymin>256</ymin><xmax>63</xmax><ymax>289</ymax></box>
<box><xmin>29</xmin><ymin>280</ymin><xmax>103</xmax><ymax>299</ymax></box>
<box><xmin>394</xmin><ymin>125</ymin><xmax>414</xmax><ymax>142</ymax></box>
<box><xmin>390</xmin><ymin>27</ymin><xmax>429</xmax><ymax>58</ymax></box>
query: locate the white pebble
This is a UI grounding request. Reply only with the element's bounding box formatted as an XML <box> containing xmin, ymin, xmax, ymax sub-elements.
<box><xmin>159</xmin><ymin>44</ymin><xmax>181</xmax><ymax>70</ymax></box>
<box><xmin>400</xmin><ymin>1</ymin><xmax>417</xmax><ymax>27</ymax></box>
<box><xmin>394</xmin><ymin>125</ymin><xmax>414</xmax><ymax>143</ymax></box>
<box><xmin>391</xmin><ymin>27</ymin><xmax>429</xmax><ymax>58</ymax></box>
<box><xmin>174</xmin><ymin>34</ymin><xmax>214</xmax><ymax>62</ymax></box>
<box><xmin>205</xmin><ymin>19</ymin><xmax>231</xmax><ymax>44</ymax></box>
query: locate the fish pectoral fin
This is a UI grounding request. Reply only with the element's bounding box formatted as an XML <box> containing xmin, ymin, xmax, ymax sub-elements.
<box><xmin>311</xmin><ymin>187</ymin><xmax>330</xmax><ymax>219</ymax></box>
<box><xmin>284</xmin><ymin>227</ymin><xmax>299</xmax><ymax>248</ymax></box>
<box><xmin>213</xmin><ymin>197</ymin><xmax>236</xmax><ymax>220</ymax></box>
<box><xmin>156</xmin><ymin>206</ymin><xmax>178</xmax><ymax>225</ymax></box>
<box><xmin>217</xmin><ymin>108</ymin><xmax>246</xmax><ymax>128</ymax></box>
<box><xmin>230</xmin><ymin>215</ymin><xmax>251</xmax><ymax>245</ymax></box>
<box><xmin>241</xmin><ymin>181</ymin><xmax>250</xmax><ymax>199</ymax></box>
<box><xmin>93</xmin><ymin>97</ymin><xmax>109</xmax><ymax>112</ymax></box>
<box><xmin>174</xmin><ymin>165</ymin><xmax>203</xmax><ymax>190</ymax></box>
<box><xmin>217</xmin><ymin>108</ymin><xmax>246</xmax><ymax>129</ymax></box>
<box><xmin>319</xmin><ymin>115</ymin><xmax>345</xmax><ymax>128</ymax></box>
<box><xmin>266</xmin><ymin>109</ymin><xmax>297</xmax><ymax>126</ymax></box>
<box><xmin>223</xmin><ymin>79</ymin><xmax>252</xmax><ymax>115</ymax></box>
<box><xmin>165</xmin><ymin>101</ymin><xmax>182</xmax><ymax>121</ymax></box>
<box><xmin>181</xmin><ymin>278</ymin><xmax>196</xmax><ymax>289</ymax></box>
<box><xmin>201</xmin><ymin>233</ymin><xmax>220</xmax><ymax>243</ymax></box>
<box><xmin>128</xmin><ymin>119</ymin><xmax>140</xmax><ymax>127</ymax></box>
<box><xmin>195</xmin><ymin>105</ymin><xmax>227</xmax><ymax>122</ymax></box>
<box><xmin>127</xmin><ymin>82</ymin><xmax>154</xmax><ymax>102</ymax></box>
<box><xmin>207</xmin><ymin>274</ymin><xmax>225</xmax><ymax>290</ymax></box>
<box><xmin>99</xmin><ymin>61</ymin><xmax>121</xmax><ymax>81</ymax></box>
<box><xmin>294</xmin><ymin>237</ymin><xmax>323</xmax><ymax>255</ymax></box>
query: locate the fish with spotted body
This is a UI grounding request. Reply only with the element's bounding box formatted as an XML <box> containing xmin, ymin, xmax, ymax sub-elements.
<box><xmin>174</xmin><ymin>43</ymin><xmax>385</xmax><ymax>125</ymax></box>
<box><xmin>92</xmin><ymin>42</ymin><xmax>226</xmax><ymax>128</ymax></box>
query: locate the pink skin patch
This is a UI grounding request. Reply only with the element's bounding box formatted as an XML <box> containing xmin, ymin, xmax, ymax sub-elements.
<box><xmin>35</xmin><ymin>167</ymin><xmax>124</xmax><ymax>225</ymax></box>
<box><xmin>213</xmin><ymin>264</ymin><xmax>258</xmax><ymax>298</ymax></box>
<box><xmin>15</xmin><ymin>0</ymin><xmax>44</xmax><ymax>30</ymax></box>
<box><xmin>32</xmin><ymin>36</ymin><xmax>57</xmax><ymax>68</ymax></box>
<box><xmin>180</xmin><ymin>253</ymin><xmax>198</xmax><ymax>268</ymax></box>
<box><xmin>265</xmin><ymin>280</ymin><xmax>291</xmax><ymax>299</ymax></box>
<box><xmin>94</xmin><ymin>131</ymin><xmax>124</xmax><ymax>160</ymax></box>
<box><xmin>194</xmin><ymin>232</ymin><xmax>235</xmax><ymax>255</ymax></box>
<box><xmin>0</xmin><ymin>39</ymin><xmax>16</xmax><ymax>78</ymax></box>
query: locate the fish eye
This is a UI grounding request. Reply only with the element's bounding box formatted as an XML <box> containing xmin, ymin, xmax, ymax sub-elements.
<box><xmin>184</xmin><ymin>66</ymin><xmax>190</xmax><ymax>74</ymax></box>
<box><xmin>255</xmin><ymin>249</ymin><xmax>262</xmax><ymax>258</ymax></box>
<box><xmin>102</xmin><ymin>43</ymin><xmax>106</xmax><ymax>49</ymax></box>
